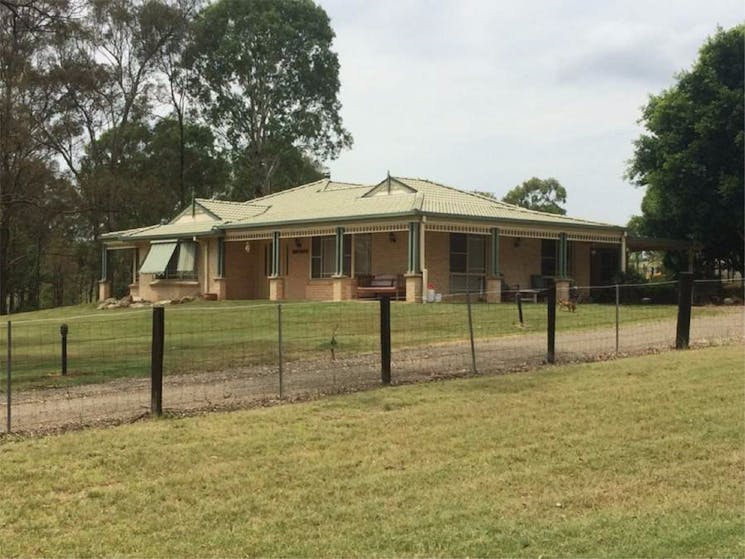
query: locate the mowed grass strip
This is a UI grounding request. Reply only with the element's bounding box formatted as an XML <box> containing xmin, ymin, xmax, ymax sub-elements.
<box><xmin>1</xmin><ymin>298</ymin><xmax>689</xmax><ymax>390</ymax></box>
<box><xmin>0</xmin><ymin>345</ymin><xmax>742</xmax><ymax>557</ymax></box>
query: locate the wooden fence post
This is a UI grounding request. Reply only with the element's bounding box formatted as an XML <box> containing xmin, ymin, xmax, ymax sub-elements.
<box><xmin>380</xmin><ymin>296</ymin><xmax>391</xmax><ymax>384</ymax></box>
<box><xmin>60</xmin><ymin>323</ymin><xmax>68</xmax><ymax>376</ymax></box>
<box><xmin>676</xmin><ymin>272</ymin><xmax>693</xmax><ymax>349</ymax></box>
<box><xmin>546</xmin><ymin>278</ymin><xmax>556</xmax><ymax>363</ymax></box>
<box><xmin>151</xmin><ymin>306</ymin><xmax>164</xmax><ymax>416</ymax></box>
<box><xmin>516</xmin><ymin>284</ymin><xmax>524</xmax><ymax>326</ymax></box>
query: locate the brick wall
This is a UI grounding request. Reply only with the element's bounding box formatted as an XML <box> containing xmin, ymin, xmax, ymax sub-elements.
<box><xmin>371</xmin><ymin>230</ymin><xmax>407</xmax><ymax>275</ymax></box>
<box><xmin>305</xmin><ymin>280</ymin><xmax>334</xmax><ymax>301</ymax></box>
<box><xmin>500</xmin><ymin>237</ymin><xmax>541</xmax><ymax>289</ymax></box>
<box><xmin>572</xmin><ymin>241</ymin><xmax>591</xmax><ymax>286</ymax></box>
<box><xmin>424</xmin><ymin>231</ymin><xmax>450</xmax><ymax>294</ymax></box>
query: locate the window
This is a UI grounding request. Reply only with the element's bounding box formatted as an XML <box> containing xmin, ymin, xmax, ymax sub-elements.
<box><xmin>354</xmin><ymin>234</ymin><xmax>372</xmax><ymax>275</ymax></box>
<box><xmin>449</xmin><ymin>233</ymin><xmax>486</xmax><ymax>294</ymax></box>
<box><xmin>541</xmin><ymin>239</ymin><xmax>574</xmax><ymax>277</ymax></box>
<box><xmin>264</xmin><ymin>243</ymin><xmax>273</xmax><ymax>277</ymax></box>
<box><xmin>146</xmin><ymin>241</ymin><xmax>198</xmax><ymax>280</ymax></box>
<box><xmin>311</xmin><ymin>235</ymin><xmax>351</xmax><ymax>278</ymax></box>
<box><xmin>541</xmin><ymin>239</ymin><xmax>557</xmax><ymax>276</ymax></box>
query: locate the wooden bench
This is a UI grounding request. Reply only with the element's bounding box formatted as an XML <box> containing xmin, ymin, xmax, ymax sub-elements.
<box><xmin>517</xmin><ymin>288</ymin><xmax>540</xmax><ymax>303</ymax></box>
<box><xmin>356</xmin><ymin>274</ymin><xmax>405</xmax><ymax>300</ymax></box>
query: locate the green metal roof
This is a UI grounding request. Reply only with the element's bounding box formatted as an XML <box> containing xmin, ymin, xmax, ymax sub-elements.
<box><xmin>104</xmin><ymin>176</ymin><xmax>623</xmax><ymax>242</ymax></box>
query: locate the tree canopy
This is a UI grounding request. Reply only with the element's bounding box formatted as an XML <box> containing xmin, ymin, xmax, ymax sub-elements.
<box><xmin>0</xmin><ymin>0</ymin><xmax>351</xmax><ymax>313</ymax></box>
<box><xmin>187</xmin><ymin>0</ymin><xmax>351</xmax><ymax>199</ymax></box>
<box><xmin>502</xmin><ymin>177</ymin><xmax>567</xmax><ymax>215</ymax></box>
<box><xmin>627</xmin><ymin>25</ymin><xmax>744</xmax><ymax>275</ymax></box>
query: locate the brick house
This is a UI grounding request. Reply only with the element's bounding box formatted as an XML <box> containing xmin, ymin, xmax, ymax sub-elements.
<box><xmin>99</xmin><ymin>175</ymin><xmax>627</xmax><ymax>303</ymax></box>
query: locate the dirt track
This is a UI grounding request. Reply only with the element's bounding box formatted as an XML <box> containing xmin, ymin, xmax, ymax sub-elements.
<box><xmin>3</xmin><ymin>309</ymin><xmax>742</xmax><ymax>434</ymax></box>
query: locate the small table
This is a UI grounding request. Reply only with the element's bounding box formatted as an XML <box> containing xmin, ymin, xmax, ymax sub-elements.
<box><xmin>518</xmin><ymin>289</ymin><xmax>540</xmax><ymax>303</ymax></box>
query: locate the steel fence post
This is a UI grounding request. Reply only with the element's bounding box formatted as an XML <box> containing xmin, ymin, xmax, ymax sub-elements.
<box><xmin>6</xmin><ymin>321</ymin><xmax>10</xmax><ymax>433</ymax></box>
<box><xmin>615</xmin><ymin>284</ymin><xmax>620</xmax><ymax>354</ymax></box>
<box><xmin>277</xmin><ymin>303</ymin><xmax>284</xmax><ymax>398</ymax></box>
<box><xmin>466</xmin><ymin>291</ymin><xmax>478</xmax><ymax>374</ymax></box>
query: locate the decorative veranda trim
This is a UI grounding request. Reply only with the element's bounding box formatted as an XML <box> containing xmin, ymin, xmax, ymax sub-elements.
<box><xmin>428</xmin><ymin>223</ymin><xmax>621</xmax><ymax>244</ymax></box>
<box><xmin>565</xmin><ymin>232</ymin><xmax>622</xmax><ymax>244</ymax></box>
<box><xmin>427</xmin><ymin>223</ymin><xmax>492</xmax><ymax>235</ymax></box>
<box><xmin>223</xmin><ymin>222</ymin><xmax>621</xmax><ymax>244</ymax></box>
<box><xmin>224</xmin><ymin>223</ymin><xmax>409</xmax><ymax>241</ymax></box>
<box><xmin>225</xmin><ymin>230</ymin><xmax>275</xmax><ymax>241</ymax></box>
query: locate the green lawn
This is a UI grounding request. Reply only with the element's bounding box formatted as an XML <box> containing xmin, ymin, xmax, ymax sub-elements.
<box><xmin>0</xmin><ymin>298</ymin><xmax>702</xmax><ymax>390</ymax></box>
<box><xmin>0</xmin><ymin>345</ymin><xmax>742</xmax><ymax>557</ymax></box>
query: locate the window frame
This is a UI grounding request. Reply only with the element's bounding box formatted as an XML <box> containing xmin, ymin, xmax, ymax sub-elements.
<box><xmin>156</xmin><ymin>240</ymin><xmax>199</xmax><ymax>281</ymax></box>
<box><xmin>311</xmin><ymin>235</ymin><xmax>351</xmax><ymax>279</ymax></box>
<box><xmin>354</xmin><ymin>233</ymin><xmax>372</xmax><ymax>276</ymax></box>
<box><xmin>449</xmin><ymin>233</ymin><xmax>487</xmax><ymax>294</ymax></box>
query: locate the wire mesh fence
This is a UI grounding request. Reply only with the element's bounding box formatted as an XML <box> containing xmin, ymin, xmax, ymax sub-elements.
<box><xmin>0</xmin><ymin>277</ymin><xmax>742</xmax><ymax>434</ymax></box>
<box><xmin>0</xmin><ymin>311</ymin><xmax>152</xmax><ymax>433</ymax></box>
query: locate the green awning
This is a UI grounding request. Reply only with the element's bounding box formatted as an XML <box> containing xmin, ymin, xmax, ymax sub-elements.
<box><xmin>139</xmin><ymin>241</ymin><xmax>178</xmax><ymax>274</ymax></box>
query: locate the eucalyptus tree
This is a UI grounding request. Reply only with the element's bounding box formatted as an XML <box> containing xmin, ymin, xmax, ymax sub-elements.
<box><xmin>0</xmin><ymin>0</ymin><xmax>70</xmax><ymax>313</ymax></box>
<box><xmin>502</xmin><ymin>177</ymin><xmax>568</xmax><ymax>215</ymax></box>
<box><xmin>44</xmin><ymin>0</ymin><xmax>185</xmax><ymax>236</ymax></box>
<box><xmin>187</xmin><ymin>0</ymin><xmax>351</xmax><ymax>199</ymax></box>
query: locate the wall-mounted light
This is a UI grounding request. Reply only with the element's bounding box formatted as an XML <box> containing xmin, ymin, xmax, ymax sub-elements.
<box><xmin>244</xmin><ymin>242</ymin><xmax>251</xmax><ymax>253</ymax></box>
<box><xmin>388</xmin><ymin>232</ymin><xmax>397</xmax><ymax>243</ymax></box>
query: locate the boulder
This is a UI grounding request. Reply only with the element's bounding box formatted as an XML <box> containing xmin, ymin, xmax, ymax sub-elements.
<box><xmin>154</xmin><ymin>300</ymin><xmax>171</xmax><ymax>306</ymax></box>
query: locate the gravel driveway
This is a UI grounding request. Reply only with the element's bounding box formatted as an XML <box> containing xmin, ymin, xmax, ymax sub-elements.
<box><xmin>3</xmin><ymin>308</ymin><xmax>742</xmax><ymax>435</ymax></box>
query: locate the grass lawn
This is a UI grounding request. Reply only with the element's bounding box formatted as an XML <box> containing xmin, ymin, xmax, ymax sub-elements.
<box><xmin>0</xmin><ymin>344</ymin><xmax>742</xmax><ymax>557</ymax></box>
<box><xmin>0</xmin><ymin>298</ymin><xmax>694</xmax><ymax>391</ymax></box>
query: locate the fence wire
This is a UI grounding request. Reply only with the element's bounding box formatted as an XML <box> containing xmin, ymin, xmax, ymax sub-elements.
<box><xmin>0</xmin><ymin>311</ymin><xmax>151</xmax><ymax>432</ymax></box>
<box><xmin>1</xmin><ymin>278</ymin><xmax>742</xmax><ymax>434</ymax></box>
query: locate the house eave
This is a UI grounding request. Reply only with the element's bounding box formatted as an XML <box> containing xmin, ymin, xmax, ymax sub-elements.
<box><xmin>217</xmin><ymin>210</ymin><xmax>422</xmax><ymax>231</ymax></box>
<box><xmin>217</xmin><ymin>209</ymin><xmax>623</xmax><ymax>235</ymax></box>
<box><xmin>419</xmin><ymin>212</ymin><xmax>625</xmax><ymax>233</ymax></box>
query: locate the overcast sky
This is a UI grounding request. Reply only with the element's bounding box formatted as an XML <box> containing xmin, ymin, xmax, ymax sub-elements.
<box><xmin>316</xmin><ymin>0</ymin><xmax>742</xmax><ymax>225</ymax></box>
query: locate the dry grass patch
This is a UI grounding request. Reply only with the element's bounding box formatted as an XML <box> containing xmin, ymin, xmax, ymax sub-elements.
<box><xmin>0</xmin><ymin>345</ymin><xmax>743</xmax><ymax>557</ymax></box>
